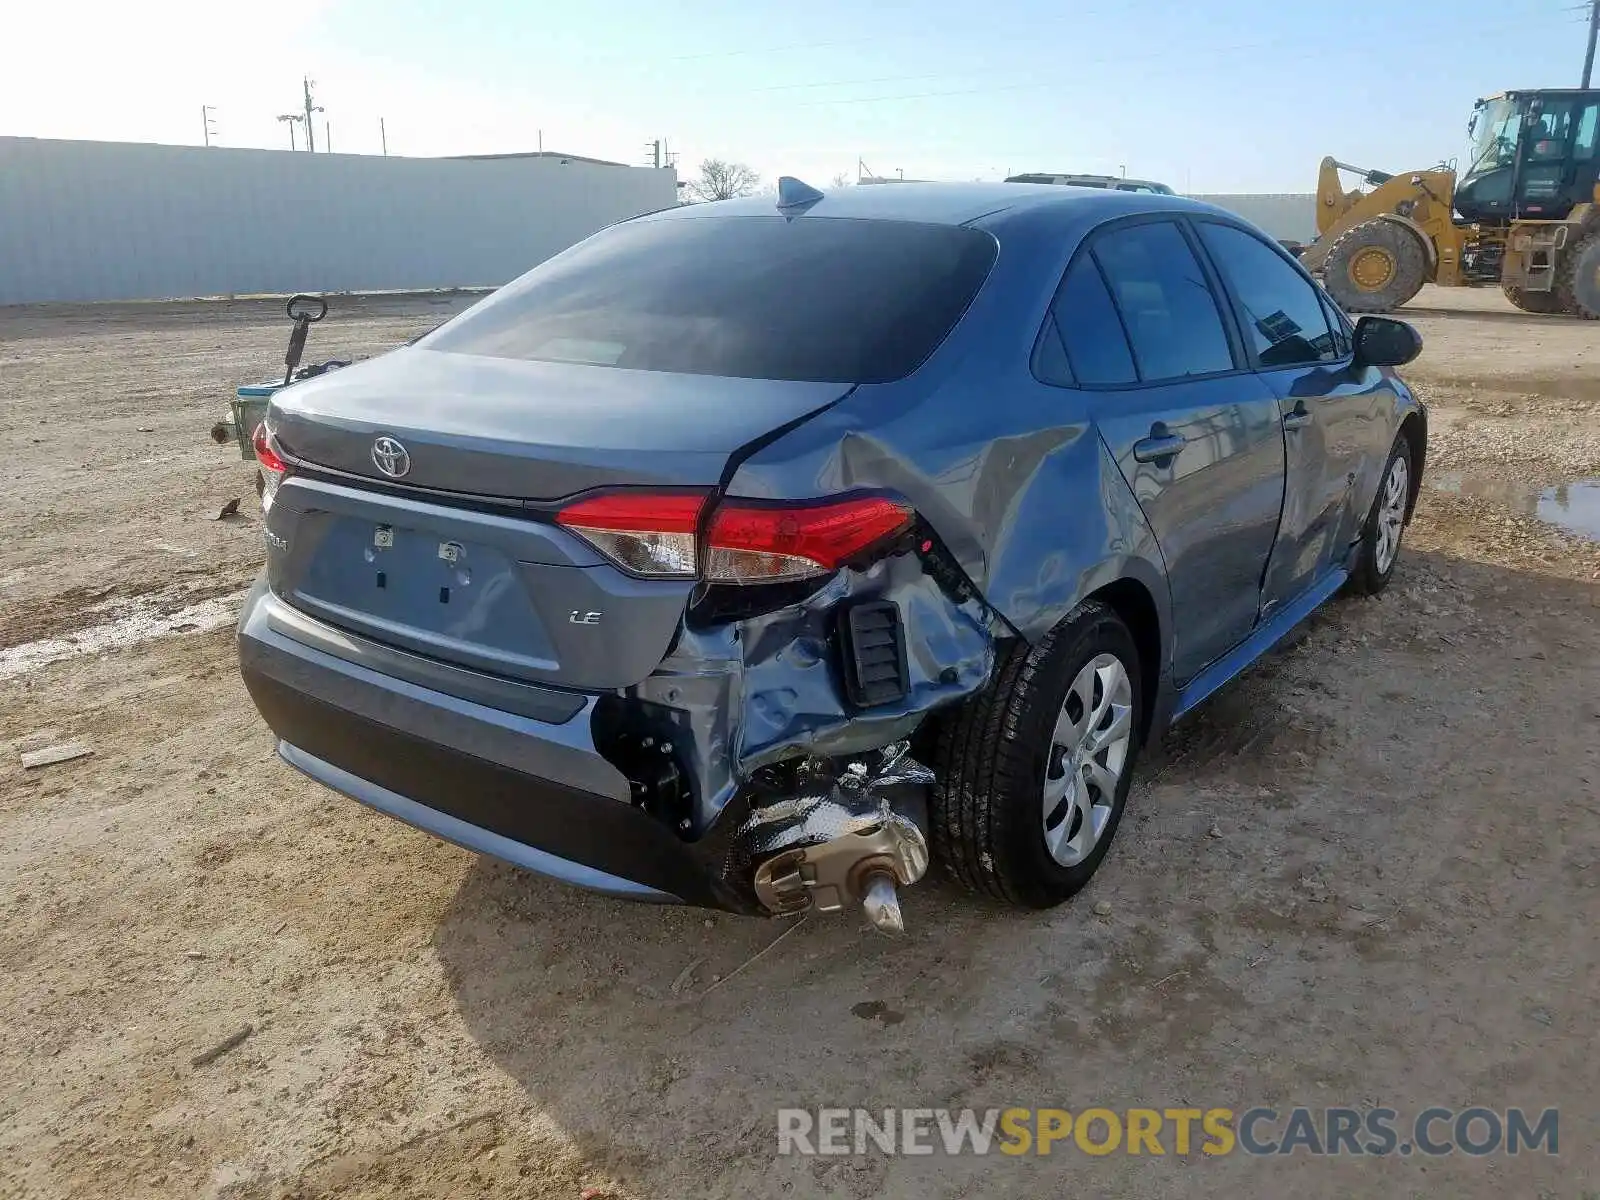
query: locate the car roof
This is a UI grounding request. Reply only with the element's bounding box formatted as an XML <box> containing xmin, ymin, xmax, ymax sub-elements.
<box><xmin>646</xmin><ymin>181</ymin><xmax>1211</xmax><ymax>229</ymax></box>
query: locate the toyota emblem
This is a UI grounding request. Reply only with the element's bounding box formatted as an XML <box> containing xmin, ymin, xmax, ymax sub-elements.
<box><xmin>371</xmin><ymin>436</ymin><xmax>411</xmax><ymax>479</ymax></box>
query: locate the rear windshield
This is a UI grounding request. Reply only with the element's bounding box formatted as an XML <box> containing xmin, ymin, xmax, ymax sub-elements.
<box><xmin>423</xmin><ymin>215</ymin><xmax>997</xmax><ymax>384</ymax></box>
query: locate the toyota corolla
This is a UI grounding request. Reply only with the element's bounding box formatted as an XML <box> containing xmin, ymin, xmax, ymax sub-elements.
<box><xmin>237</xmin><ymin>179</ymin><xmax>1425</xmax><ymax>933</ymax></box>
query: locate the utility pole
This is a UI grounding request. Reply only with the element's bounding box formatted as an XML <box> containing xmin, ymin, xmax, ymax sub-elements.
<box><xmin>302</xmin><ymin>76</ymin><xmax>324</xmax><ymax>152</ymax></box>
<box><xmin>201</xmin><ymin>105</ymin><xmax>218</xmax><ymax>146</ymax></box>
<box><xmin>1583</xmin><ymin>0</ymin><xmax>1598</xmax><ymax>89</ymax></box>
<box><xmin>277</xmin><ymin>113</ymin><xmax>303</xmax><ymax>150</ymax></box>
<box><xmin>643</xmin><ymin>139</ymin><xmax>662</xmax><ymax>168</ymax></box>
<box><xmin>380</xmin><ymin>118</ymin><xmax>388</xmax><ymax>156</ymax></box>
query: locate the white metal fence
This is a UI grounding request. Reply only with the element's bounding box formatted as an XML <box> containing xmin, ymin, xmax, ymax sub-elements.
<box><xmin>1190</xmin><ymin>193</ymin><xmax>1318</xmax><ymax>244</ymax></box>
<box><xmin>0</xmin><ymin>137</ymin><xmax>679</xmax><ymax>305</ymax></box>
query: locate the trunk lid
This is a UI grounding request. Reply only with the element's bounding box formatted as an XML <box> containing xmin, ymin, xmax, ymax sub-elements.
<box><xmin>269</xmin><ymin>347</ymin><xmax>848</xmax><ymax>499</ymax></box>
<box><xmin>263</xmin><ymin>348</ymin><xmax>849</xmax><ymax>690</ymax></box>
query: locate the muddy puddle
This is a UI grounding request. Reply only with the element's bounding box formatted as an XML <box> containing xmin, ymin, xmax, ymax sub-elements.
<box><xmin>0</xmin><ymin>587</ymin><xmax>249</xmax><ymax>681</ymax></box>
<box><xmin>1427</xmin><ymin>472</ymin><xmax>1600</xmax><ymax>541</ymax></box>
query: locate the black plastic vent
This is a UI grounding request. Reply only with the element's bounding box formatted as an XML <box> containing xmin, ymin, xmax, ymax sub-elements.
<box><xmin>839</xmin><ymin>600</ymin><xmax>910</xmax><ymax>708</ymax></box>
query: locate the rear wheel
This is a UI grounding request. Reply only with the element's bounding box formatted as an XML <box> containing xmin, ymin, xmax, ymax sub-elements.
<box><xmin>1554</xmin><ymin>231</ymin><xmax>1600</xmax><ymax>320</ymax></box>
<box><xmin>931</xmin><ymin>600</ymin><xmax>1143</xmax><ymax>908</ymax></box>
<box><xmin>1502</xmin><ymin>285</ymin><xmax>1569</xmax><ymax>314</ymax></box>
<box><xmin>1322</xmin><ymin>219</ymin><xmax>1429</xmax><ymax>313</ymax></box>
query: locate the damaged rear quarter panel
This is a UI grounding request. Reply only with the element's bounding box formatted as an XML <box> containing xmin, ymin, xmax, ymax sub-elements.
<box><xmin>723</xmin><ymin>203</ymin><xmax>1173</xmax><ymax>658</ymax></box>
<box><xmin>632</xmin><ymin>204</ymin><xmax>1175</xmax><ymax>834</ymax></box>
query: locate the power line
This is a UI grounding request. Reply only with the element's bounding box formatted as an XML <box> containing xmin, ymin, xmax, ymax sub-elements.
<box><xmin>644</xmin><ymin>0</ymin><xmax>1566</xmax><ymax>66</ymax></box>
<box><xmin>784</xmin><ymin>13</ymin><xmax>1593</xmax><ymax>108</ymax></box>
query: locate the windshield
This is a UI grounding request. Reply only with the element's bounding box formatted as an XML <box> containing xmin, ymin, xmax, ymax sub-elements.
<box><xmin>1468</xmin><ymin>97</ymin><xmax>1519</xmax><ymax>174</ymax></box>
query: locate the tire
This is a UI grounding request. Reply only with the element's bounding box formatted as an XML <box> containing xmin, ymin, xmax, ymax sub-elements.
<box><xmin>1554</xmin><ymin>230</ymin><xmax>1600</xmax><ymax>321</ymax></box>
<box><xmin>1348</xmin><ymin>435</ymin><xmax>1414</xmax><ymax>595</ymax></box>
<box><xmin>1502</xmin><ymin>285</ymin><xmax>1569</xmax><ymax>315</ymax></box>
<box><xmin>931</xmin><ymin>600</ymin><xmax>1144</xmax><ymax>908</ymax></box>
<box><xmin>1321</xmin><ymin>219</ymin><xmax>1429</xmax><ymax>313</ymax></box>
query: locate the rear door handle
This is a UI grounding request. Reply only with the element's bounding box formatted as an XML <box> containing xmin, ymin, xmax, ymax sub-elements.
<box><xmin>1132</xmin><ymin>433</ymin><xmax>1188</xmax><ymax>463</ymax></box>
<box><xmin>1282</xmin><ymin>402</ymin><xmax>1313</xmax><ymax>431</ymax></box>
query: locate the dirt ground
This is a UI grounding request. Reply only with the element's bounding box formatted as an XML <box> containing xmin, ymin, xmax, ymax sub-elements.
<box><xmin>2</xmin><ymin>286</ymin><xmax>1598</xmax><ymax>1199</ymax></box>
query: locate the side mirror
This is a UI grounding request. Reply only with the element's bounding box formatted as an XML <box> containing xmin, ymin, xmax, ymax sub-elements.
<box><xmin>1352</xmin><ymin>315</ymin><xmax>1422</xmax><ymax>367</ymax></box>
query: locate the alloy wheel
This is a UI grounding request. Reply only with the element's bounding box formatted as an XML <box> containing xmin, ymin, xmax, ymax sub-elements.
<box><xmin>1042</xmin><ymin>653</ymin><xmax>1133</xmax><ymax>867</ymax></box>
<box><xmin>1375</xmin><ymin>455</ymin><xmax>1409</xmax><ymax>575</ymax></box>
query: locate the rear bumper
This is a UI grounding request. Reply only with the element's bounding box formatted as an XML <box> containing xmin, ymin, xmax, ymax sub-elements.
<box><xmin>236</xmin><ymin>579</ymin><xmax>752</xmax><ymax>911</ymax></box>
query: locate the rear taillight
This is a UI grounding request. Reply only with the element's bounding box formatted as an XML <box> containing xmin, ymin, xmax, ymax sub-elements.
<box><xmin>253</xmin><ymin>423</ymin><xmax>288</xmax><ymax>508</ymax></box>
<box><xmin>705</xmin><ymin>496</ymin><xmax>912</xmax><ymax>583</ymax></box>
<box><xmin>555</xmin><ymin>491</ymin><xmax>913</xmax><ymax>583</ymax></box>
<box><xmin>555</xmin><ymin>492</ymin><xmax>703</xmax><ymax>578</ymax></box>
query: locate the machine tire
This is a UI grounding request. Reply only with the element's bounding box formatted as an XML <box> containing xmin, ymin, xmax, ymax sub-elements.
<box><xmin>1321</xmin><ymin>219</ymin><xmax>1429</xmax><ymax>313</ymax></box>
<box><xmin>930</xmin><ymin>601</ymin><xmax>1144</xmax><ymax>909</ymax></box>
<box><xmin>1554</xmin><ymin>231</ymin><xmax>1600</xmax><ymax>320</ymax></box>
<box><xmin>1502</xmin><ymin>286</ymin><xmax>1569</xmax><ymax>314</ymax></box>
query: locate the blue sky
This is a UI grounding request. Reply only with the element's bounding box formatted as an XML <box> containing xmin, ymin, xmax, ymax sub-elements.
<box><xmin>5</xmin><ymin>0</ymin><xmax>1595</xmax><ymax>190</ymax></box>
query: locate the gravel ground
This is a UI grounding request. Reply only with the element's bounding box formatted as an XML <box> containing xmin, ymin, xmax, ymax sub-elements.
<box><xmin>1</xmin><ymin>285</ymin><xmax>1598</xmax><ymax>1199</ymax></box>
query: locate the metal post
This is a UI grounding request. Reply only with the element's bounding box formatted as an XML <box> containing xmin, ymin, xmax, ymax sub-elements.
<box><xmin>1583</xmin><ymin>0</ymin><xmax>1598</xmax><ymax>89</ymax></box>
<box><xmin>303</xmin><ymin>76</ymin><xmax>320</xmax><ymax>153</ymax></box>
<box><xmin>325</xmin><ymin>122</ymin><xmax>332</xmax><ymax>153</ymax></box>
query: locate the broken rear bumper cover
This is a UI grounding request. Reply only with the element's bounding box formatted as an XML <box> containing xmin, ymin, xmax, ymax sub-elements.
<box><xmin>237</xmin><ymin>560</ymin><xmax>994</xmax><ymax>919</ymax></box>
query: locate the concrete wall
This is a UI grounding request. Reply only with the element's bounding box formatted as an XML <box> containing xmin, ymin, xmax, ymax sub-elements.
<box><xmin>0</xmin><ymin>138</ymin><xmax>679</xmax><ymax>305</ymax></box>
<box><xmin>1190</xmin><ymin>193</ymin><xmax>1317</xmax><ymax>244</ymax></box>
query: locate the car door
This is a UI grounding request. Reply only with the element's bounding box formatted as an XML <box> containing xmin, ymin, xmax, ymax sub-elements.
<box><xmin>1046</xmin><ymin>217</ymin><xmax>1286</xmax><ymax>683</ymax></box>
<box><xmin>1193</xmin><ymin>219</ymin><xmax>1392</xmax><ymax>613</ymax></box>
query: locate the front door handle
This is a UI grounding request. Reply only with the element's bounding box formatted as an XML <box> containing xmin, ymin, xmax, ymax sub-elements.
<box><xmin>1282</xmin><ymin>402</ymin><xmax>1313</xmax><ymax>431</ymax></box>
<box><xmin>1132</xmin><ymin>432</ymin><xmax>1188</xmax><ymax>464</ymax></box>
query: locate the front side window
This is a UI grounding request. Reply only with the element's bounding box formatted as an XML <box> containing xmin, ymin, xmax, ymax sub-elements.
<box><xmin>1197</xmin><ymin>223</ymin><xmax>1339</xmax><ymax>368</ymax></box>
<box><xmin>1090</xmin><ymin>222</ymin><xmax>1235</xmax><ymax>381</ymax></box>
<box><xmin>1318</xmin><ymin>290</ymin><xmax>1353</xmax><ymax>358</ymax></box>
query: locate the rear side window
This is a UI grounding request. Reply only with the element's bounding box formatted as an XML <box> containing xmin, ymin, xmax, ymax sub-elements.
<box><xmin>1050</xmin><ymin>258</ymin><xmax>1137</xmax><ymax>385</ymax></box>
<box><xmin>1091</xmin><ymin>222</ymin><xmax>1235</xmax><ymax>381</ymax></box>
<box><xmin>1577</xmin><ymin>101</ymin><xmax>1598</xmax><ymax>160</ymax></box>
<box><xmin>423</xmin><ymin>216</ymin><xmax>997</xmax><ymax>384</ymax></box>
<box><xmin>1197</xmin><ymin>222</ymin><xmax>1339</xmax><ymax>368</ymax></box>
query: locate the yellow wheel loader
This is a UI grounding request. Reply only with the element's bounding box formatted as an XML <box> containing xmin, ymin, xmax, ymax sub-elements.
<box><xmin>1300</xmin><ymin>89</ymin><xmax>1600</xmax><ymax>318</ymax></box>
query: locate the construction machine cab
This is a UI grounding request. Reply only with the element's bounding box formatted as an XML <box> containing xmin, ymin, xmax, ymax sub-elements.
<box><xmin>1455</xmin><ymin>89</ymin><xmax>1600</xmax><ymax>223</ymax></box>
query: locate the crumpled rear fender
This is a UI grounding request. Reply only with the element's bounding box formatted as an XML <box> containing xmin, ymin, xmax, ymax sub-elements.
<box><xmin>720</xmin><ymin>373</ymin><xmax>1173</xmax><ymax>662</ymax></box>
<box><xmin>627</xmin><ymin>548</ymin><xmax>996</xmax><ymax>833</ymax></box>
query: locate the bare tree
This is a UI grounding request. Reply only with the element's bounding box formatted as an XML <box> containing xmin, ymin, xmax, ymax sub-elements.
<box><xmin>686</xmin><ymin>159</ymin><xmax>761</xmax><ymax>202</ymax></box>
<box><xmin>829</xmin><ymin>170</ymin><xmax>854</xmax><ymax>188</ymax></box>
